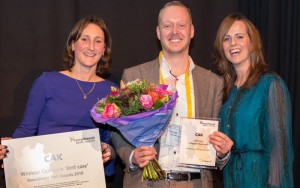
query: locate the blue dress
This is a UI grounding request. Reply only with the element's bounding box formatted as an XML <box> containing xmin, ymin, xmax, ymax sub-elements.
<box><xmin>12</xmin><ymin>71</ymin><xmax>117</xmax><ymax>176</ymax></box>
<box><xmin>219</xmin><ymin>74</ymin><xmax>293</xmax><ymax>188</ymax></box>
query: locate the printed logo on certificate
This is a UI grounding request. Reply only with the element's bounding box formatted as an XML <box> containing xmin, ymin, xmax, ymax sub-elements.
<box><xmin>2</xmin><ymin>128</ymin><xmax>106</xmax><ymax>188</ymax></box>
<box><xmin>178</xmin><ymin>118</ymin><xmax>219</xmax><ymax>168</ymax></box>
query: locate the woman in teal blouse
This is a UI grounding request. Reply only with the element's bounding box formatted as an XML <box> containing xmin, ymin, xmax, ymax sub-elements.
<box><xmin>213</xmin><ymin>13</ymin><xmax>294</xmax><ymax>187</ymax></box>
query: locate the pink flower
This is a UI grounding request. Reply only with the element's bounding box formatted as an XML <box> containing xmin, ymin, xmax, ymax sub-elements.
<box><xmin>102</xmin><ymin>103</ymin><xmax>121</xmax><ymax>118</ymax></box>
<box><xmin>154</xmin><ymin>87</ymin><xmax>173</xmax><ymax>96</ymax></box>
<box><xmin>140</xmin><ymin>94</ymin><xmax>153</xmax><ymax>110</ymax></box>
<box><xmin>109</xmin><ymin>91</ymin><xmax>119</xmax><ymax>96</ymax></box>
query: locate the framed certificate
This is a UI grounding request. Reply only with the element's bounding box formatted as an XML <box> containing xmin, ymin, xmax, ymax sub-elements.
<box><xmin>2</xmin><ymin>128</ymin><xmax>106</xmax><ymax>188</ymax></box>
<box><xmin>178</xmin><ymin>118</ymin><xmax>219</xmax><ymax>168</ymax></box>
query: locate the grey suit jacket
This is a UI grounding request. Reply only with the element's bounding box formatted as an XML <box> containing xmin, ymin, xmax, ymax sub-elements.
<box><xmin>111</xmin><ymin>58</ymin><xmax>225</xmax><ymax>188</ymax></box>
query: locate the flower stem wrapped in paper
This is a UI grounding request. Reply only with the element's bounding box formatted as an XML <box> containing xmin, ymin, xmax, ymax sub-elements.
<box><xmin>90</xmin><ymin>79</ymin><xmax>178</xmax><ymax>181</ymax></box>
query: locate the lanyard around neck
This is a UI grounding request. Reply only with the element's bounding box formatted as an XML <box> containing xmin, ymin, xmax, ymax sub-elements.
<box><xmin>158</xmin><ymin>51</ymin><xmax>192</xmax><ymax>118</ymax></box>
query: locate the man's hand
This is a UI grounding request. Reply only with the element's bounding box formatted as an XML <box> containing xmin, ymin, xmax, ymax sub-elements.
<box><xmin>132</xmin><ymin>146</ymin><xmax>157</xmax><ymax>168</ymax></box>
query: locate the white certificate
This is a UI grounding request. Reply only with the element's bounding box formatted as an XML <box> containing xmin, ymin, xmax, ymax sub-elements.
<box><xmin>2</xmin><ymin>128</ymin><xmax>106</xmax><ymax>188</ymax></box>
<box><xmin>179</xmin><ymin>118</ymin><xmax>219</xmax><ymax>168</ymax></box>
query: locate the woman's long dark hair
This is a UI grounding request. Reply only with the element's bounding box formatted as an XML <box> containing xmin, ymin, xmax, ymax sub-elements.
<box><xmin>213</xmin><ymin>13</ymin><xmax>270</xmax><ymax>99</ymax></box>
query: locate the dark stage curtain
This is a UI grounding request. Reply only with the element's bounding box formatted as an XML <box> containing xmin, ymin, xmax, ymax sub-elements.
<box><xmin>240</xmin><ymin>0</ymin><xmax>300</xmax><ymax>186</ymax></box>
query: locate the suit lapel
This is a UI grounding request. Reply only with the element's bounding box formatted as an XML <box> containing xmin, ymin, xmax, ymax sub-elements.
<box><xmin>140</xmin><ymin>58</ymin><xmax>160</xmax><ymax>84</ymax></box>
<box><xmin>193</xmin><ymin>66</ymin><xmax>210</xmax><ymax>118</ymax></box>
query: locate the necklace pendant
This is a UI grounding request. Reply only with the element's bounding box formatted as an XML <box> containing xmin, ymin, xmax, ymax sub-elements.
<box><xmin>75</xmin><ymin>79</ymin><xmax>96</xmax><ymax>100</ymax></box>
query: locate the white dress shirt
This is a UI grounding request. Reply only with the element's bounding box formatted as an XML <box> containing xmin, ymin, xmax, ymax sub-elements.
<box><xmin>158</xmin><ymin>55</ymin><xmax>199</xmax><ymax>173</ymax></box>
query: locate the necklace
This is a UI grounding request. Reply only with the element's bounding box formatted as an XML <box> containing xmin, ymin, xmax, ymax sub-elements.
<box><xmin>75</xmin><ymin>79</ymin><xmax>96</xmax><ymax>99</ymax></box>
<box><xmin>169</xmin><ymin>70</ymin><xmax>178</xmax><ymax>81</ymax></box>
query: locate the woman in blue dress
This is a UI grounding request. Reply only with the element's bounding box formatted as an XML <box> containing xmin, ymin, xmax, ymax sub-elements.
<box><xmin>213</xmin><ymin>13</ymin><xmax>293</xmax><ymax>187</ymax></box>
<box><xmin>0</xmin><ymin>16</ymin><xmax>116</xmax><ymax>176</ymax></box>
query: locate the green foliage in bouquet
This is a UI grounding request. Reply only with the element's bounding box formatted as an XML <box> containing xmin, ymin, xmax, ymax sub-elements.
<box><xmin>95</xmin><ymin>80</ymin><xmax>172</xmax><ymax>119</ymax></box>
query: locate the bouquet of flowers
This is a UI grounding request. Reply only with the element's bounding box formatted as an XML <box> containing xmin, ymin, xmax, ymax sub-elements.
<box><xmin>90</xmin><ymin>79</ymin><xmax>178</xmax><ymax>181</ymax></box>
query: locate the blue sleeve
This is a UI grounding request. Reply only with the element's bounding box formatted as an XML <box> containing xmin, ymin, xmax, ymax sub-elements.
<box><xmin>101</xmin><ymin>122</ymin><xmax>115</xmax><ymax>176</ymax></box>
<box><xmin>267</xmin><ymin>77</ymin><xmax>294</xmax><ymax>187</ymax></box>
<box><xmin>100</xmin><ymin>127</ymin><xmax>110</xmax><ymax>144</ymax></box>
<box><xmin>12</xmin><ymin>73</ymin><xmax>46</xmax><ymax>138</ymax></box>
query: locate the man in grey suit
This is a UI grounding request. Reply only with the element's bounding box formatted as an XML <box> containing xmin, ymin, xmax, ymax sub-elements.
<box><xmin>111</xmin><ymin>1</ymin><xmax>233</xmax><ymax>187</ymax></box>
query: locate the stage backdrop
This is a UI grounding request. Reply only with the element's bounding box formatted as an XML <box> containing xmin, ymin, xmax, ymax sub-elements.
<box><xmin>0</xmin><ymin>1</ymin><xmax>299</xmax><ymax>188</ymax></box>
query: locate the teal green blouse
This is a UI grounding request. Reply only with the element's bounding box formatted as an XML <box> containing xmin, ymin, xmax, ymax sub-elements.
<box><xmin>219</xmin><ymin>74</ymin><xmax>294</xmax><ymax>188</ymax></box>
